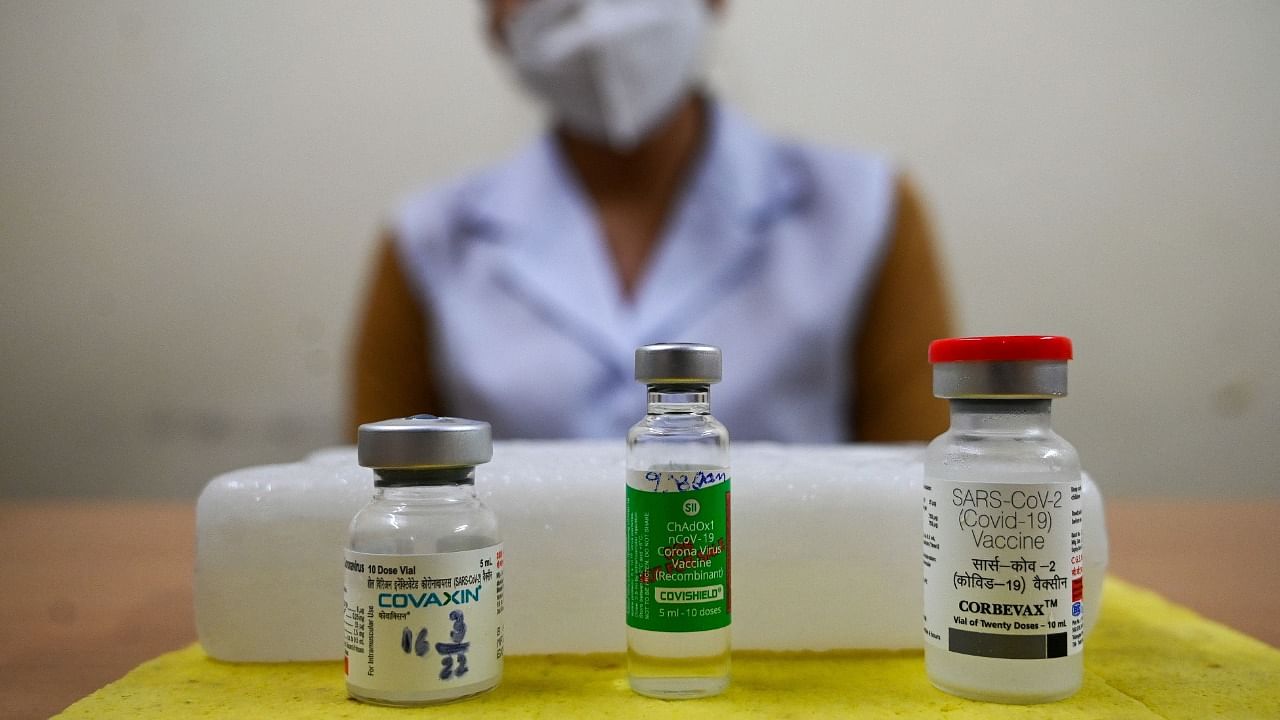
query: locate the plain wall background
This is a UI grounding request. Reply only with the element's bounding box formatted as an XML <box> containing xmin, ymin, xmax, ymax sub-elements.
<box><xmin>1</xmin><ymin>1</ymin><xmax>1277</xmax><ymax>498</ymax></box>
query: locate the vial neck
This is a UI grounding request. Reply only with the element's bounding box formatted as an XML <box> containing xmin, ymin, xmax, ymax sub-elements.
<box><xmin>948</xmin><ymin>399</ymin><xmax>1053</xmax><ymax>435</ymax></box>
<box><xmin>374</xmin><ymin>484</ymin><xmax>477</xmax><ymax>504</ymax></box>
<box><xmin>647</xmin><ymin>384</ymin><xmax>710</xmax><ymax>414</ymax></box>
<box><xmin>374</xmin><ymin>466</ymin><xmax>476</xmax><ymax>489</ymax></box>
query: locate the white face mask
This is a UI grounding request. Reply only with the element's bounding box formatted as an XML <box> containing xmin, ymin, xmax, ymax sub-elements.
<box><xmin>505</xmin><ymin>0</ymin><xmax>711</xmax><ymax>150</ymax></box>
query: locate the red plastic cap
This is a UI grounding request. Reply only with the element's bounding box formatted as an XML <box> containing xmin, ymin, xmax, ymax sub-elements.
<box><xmin>929</xmin><ymin>335</ymin><xmax>1073</xmax><ymax>364</ymax></box>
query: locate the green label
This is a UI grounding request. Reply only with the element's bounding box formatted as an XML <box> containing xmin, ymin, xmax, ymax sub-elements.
<box><xmin>626</xmin><ymin>470</ymin><xmax>731</xmax><ymax>632</ymax></box>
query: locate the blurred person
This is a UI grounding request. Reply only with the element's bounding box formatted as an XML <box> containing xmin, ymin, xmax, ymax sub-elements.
<box><xmin>351</xmin><ymin>0</ymin><xmax>951</xmax><ymax>442</ymax></box>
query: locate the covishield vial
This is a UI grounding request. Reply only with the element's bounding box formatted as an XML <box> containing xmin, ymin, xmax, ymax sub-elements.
<box><xmin>923</xmin><ymin>336</ymin><xmax>1084</xmax><ymax>703</ymax></box>
<box><xmin>626</xmin><ymin>343</ymin><xmax>731</xmax><ymax>698</ymax></box>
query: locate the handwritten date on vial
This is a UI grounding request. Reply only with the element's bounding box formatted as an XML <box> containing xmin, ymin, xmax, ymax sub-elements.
<box><xmin>644</xmin><ymin>470</ymin><xmax>727</xmax><ymax>493</ymax></box>
<box><xmin>398</xmin><ymin>610</ymin><xmax>471</xmax><ymax>680</ymax></box>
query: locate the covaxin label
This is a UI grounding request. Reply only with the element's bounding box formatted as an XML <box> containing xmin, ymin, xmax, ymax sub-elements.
<box><xmin>626</xmin><ymin>469</ymin><xmax>731</xmax><ymax>632</ymax></box>
<box><xmin>344</xmin><ymin>545</ymin><xmax>503</xmax><ymax>694</ymax></box>
<box><xmin>923</xmin><ymin>480</ymin><xmax>1083</xmax><ymax>660</ymax></box>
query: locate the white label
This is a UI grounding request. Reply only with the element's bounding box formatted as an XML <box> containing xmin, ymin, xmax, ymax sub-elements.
<box><xmin>923</xmin><ymin>480</ymin><xmax>1083</xmax><ymax>660</ymax></box>
<box><xmin>344</xmin><ymin>545</ymin><xmax>503</xmax><ymax>696</ymax></box>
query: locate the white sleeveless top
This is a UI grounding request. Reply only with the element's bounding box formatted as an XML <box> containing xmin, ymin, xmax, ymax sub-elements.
<box><xmin>393</xmin><ymin>103</ymin><xmax>896</xmax><ymax>442</ymax></box>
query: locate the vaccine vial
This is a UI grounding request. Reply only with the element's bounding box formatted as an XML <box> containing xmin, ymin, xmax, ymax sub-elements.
<box><xmin>922</xmin><ymin>336</ymin><xmax>1083</xmax><ymax>703</ymax></box>
<box><xmin>626</xmin><ymin>343</ymin><xmax>731</xmax><ymax>698</ymax></box>
<box><xmin>344</xmin><ymin>415</ymin><xmax>504</xmax><ymax>706</ymax></box>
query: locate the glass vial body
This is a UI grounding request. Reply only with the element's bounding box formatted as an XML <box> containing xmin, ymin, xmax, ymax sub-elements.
<box><xmin>926</xmin><ymin>399</ymin><xmax>1085</xmax><ymax>696</ymax></box>
<box><xmin>344</xmin><ymin>414</ymin><xmax>501</xmax><ymax>707</ymax></box>
<box><xmin>924</xmin><ymin>400</ymin><xmax>1083</xmax><ymax>703</ymax></box>
<box><xmin>626</xmin><ymin>384</ymin><xmax>731</xmax><ymax>698</ymax></box>
<box><xmin>345</xmin><ymin>474</ymin><xmax>504</xmax><ymax>702</ymax></box>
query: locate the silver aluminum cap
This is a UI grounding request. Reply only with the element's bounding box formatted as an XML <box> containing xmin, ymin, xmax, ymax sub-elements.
<box><xmin>357</xmin><ymin>415</ymin><xmax>492</xmax><ymax>469</ymax></box>
<box><xmin>635</xmin><ymin>343</ymin><xmax>722</xmax><ymax>384</ymax></box>
<box><xmin>933</xmin><ymin>360</ymin><xmax>1068</xmax><ymax>399</ymax></box>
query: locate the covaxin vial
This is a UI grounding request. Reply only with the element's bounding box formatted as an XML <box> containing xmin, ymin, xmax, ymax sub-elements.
<box><xmin>344</xmin><ymin>415</ymin><xmax>503</xmax><ymax>706</ymax></box>
<box><xmin>922</xmin><ymin>336</ymin><xmax>1083</xmax><ymax>703</ymax></box>
<box><xmin>626</xmin><ymin>343</ymin><xmax>731</xmax><ymax>699</ymax></box>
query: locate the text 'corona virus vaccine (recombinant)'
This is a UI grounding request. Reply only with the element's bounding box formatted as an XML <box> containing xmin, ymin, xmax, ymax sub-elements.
<box><xmin>923</xmin><ymin>336</ymin><xmax>1083</xmax><ymax>703</ymax></box>
<box><xmin>626</xmin><ymin>343</ymin><xmax>731</xmax><ymax>699</ymax></box>
<box><xmin>344</xmin><ymin>415</ymin><xmax>503</xmax><ymax>706</ymax></box>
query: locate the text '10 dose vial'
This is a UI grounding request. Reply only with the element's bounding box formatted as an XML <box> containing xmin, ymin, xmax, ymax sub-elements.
<box><xmin>922</xmin><ymin>336</ymin><xmax>1083</xmax><ymax>703</ymax></box>
<box><xmin>344</xmin><ymin>415</ymin><xmax>504</xmax><ymax>706</ymax></box>
<box><xmin>626</xmin><ymin>343</ymin><xmax>731</xmax><ymax>698</ymax></box>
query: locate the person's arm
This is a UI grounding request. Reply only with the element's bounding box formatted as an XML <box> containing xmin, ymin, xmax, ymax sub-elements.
<box><xmin>851</xmin><ymin>177</ymin><xmax>954</xmax><ymax>442</ymax></box>
<box><xmin>348</xmin><ymin>232</ymin><xmax>440</xmax><ymax>440</ymax></box>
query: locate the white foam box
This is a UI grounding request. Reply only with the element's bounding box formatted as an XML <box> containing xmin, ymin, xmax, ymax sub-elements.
<box><xmin>195</xmin><ymin>441</ymin><xmax>1108</xmax><ymax>661</ymax></box>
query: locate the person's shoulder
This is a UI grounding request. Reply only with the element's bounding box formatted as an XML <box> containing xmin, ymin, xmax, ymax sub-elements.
<box><xmin>387</xmin><ymin>168</ymin><xmax>491</xmax><ymax>242</ymax></box>
<box><xmin>767</xmin><ymin>131</ymin><xmax>897</xmax><ymax>207</ymax></box>
<box><xmin>719</xmin><ymin>108</ymin><xmax>902</xmax><ymax>259</ymax></box>
<box><xmin>744</xmin><ymin>130</ymin><xmax>899</xmax><ymax>241</ymax></box>
<box><xmin>387</xmin><ymin>139</ymin><xmax>544</xmax><ymax>250</ymax></box>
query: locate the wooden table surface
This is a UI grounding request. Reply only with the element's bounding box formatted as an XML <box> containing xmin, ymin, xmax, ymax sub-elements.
<box><xmin>1</xmin><ymin>499</ymin><xmax>1277</xmax><ymax>719</ymax></box>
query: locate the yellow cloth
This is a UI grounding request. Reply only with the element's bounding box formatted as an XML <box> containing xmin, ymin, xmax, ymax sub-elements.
<box><xmin>59</xmin><ymin>579</ymin><xmax>1278</xmax><ymax>719</ymax></box>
